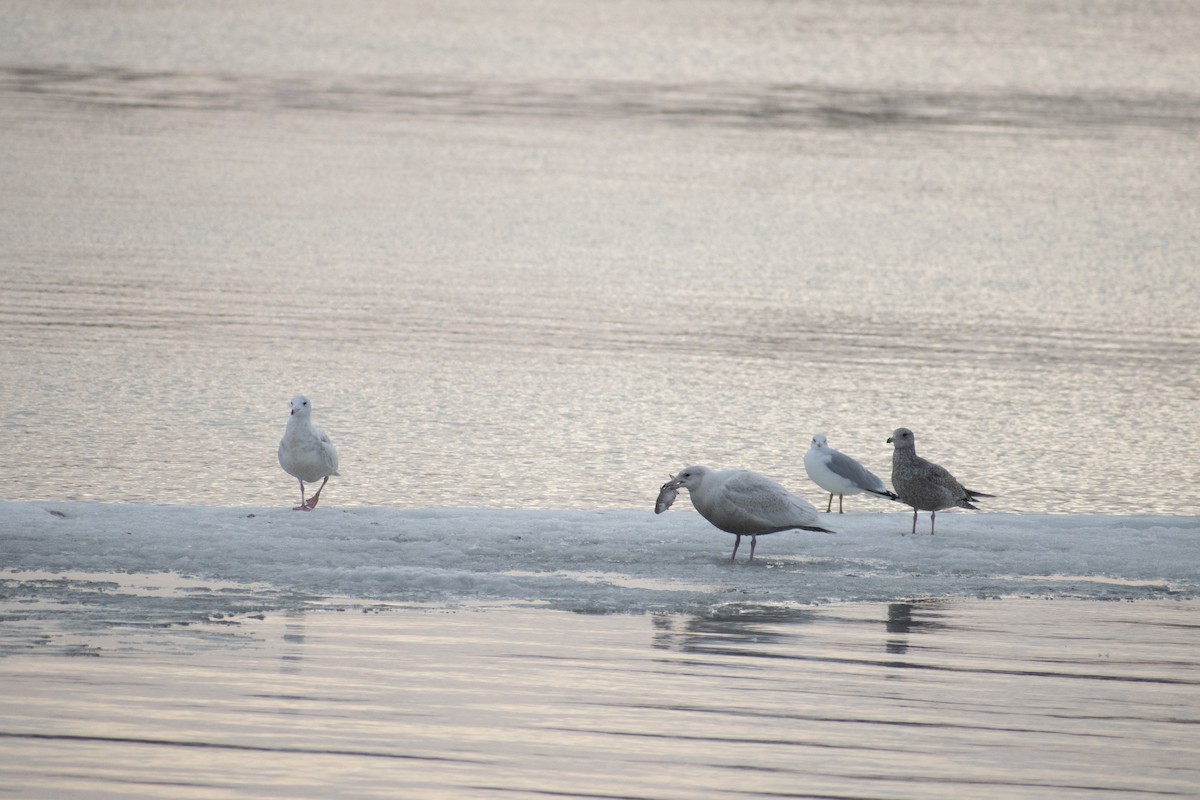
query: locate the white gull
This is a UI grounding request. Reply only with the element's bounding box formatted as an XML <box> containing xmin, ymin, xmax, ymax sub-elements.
<box><xmin>661</xmin><ymin>465</ymin><xmax>834</xmax><ymax>562</ymax></box>
<box><xmin>803</xmin><ymin>433</ymin><xmax>897</xmax><ymax>513</ymax></box>
<box><xmin>278</xmin><ymin>395</ymin><xmax>339</xmax><ymax>511</ymax></box>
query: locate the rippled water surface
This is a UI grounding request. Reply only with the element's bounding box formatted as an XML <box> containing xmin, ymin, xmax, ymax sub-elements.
<box><xmin>2</xmin><ymin>600</ymin><xmax>1198</xmax><ymax>799</ymax></box>
<box><xmin>1</xmin><ymin>0</ymin><xmax>1198</xmax><ymax>514</ymax></box>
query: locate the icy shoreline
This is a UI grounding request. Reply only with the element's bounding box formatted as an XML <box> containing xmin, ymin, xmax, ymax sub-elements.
<box><xmin>2</xmin><ymin>502</ymin><xmax>1196</xmax><ymax>617</ymax></box>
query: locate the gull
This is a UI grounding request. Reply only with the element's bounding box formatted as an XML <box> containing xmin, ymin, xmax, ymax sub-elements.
<box><xmin>661</xmin><ymin>465</ymin><xmax>834</xmax><ymax>561</ymax></box>
<box><xmin>803</xmin><ymin>433</ymin><xmax>897</xmax><ymax>513</ymax></box>
<box><xmin>278</xmin><ymin>395</ymin><xmax>339</xmax><ymax>511</ymax></box>
<box><xmin>887</xmin><ymin>427</ymin><xmax>992</xmax><ymax>534</ymax></box>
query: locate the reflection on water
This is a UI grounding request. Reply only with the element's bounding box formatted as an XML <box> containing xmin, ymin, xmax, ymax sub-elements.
<box><xmin>885</xmin><ymin>600</ymin><xmax>950</xmax><ymax>655</ymax></box>
<box><xmin>2</xmin><ymin>600</ymin><xmax>1196</xmax><ymax>799</ymax></box>
<box><xmin>651</xmin><ymin>605</ymin><xmax>817</xmax><ymax>656</ymax></box>
<box><xmin>280</xmin><ymin>611</ymin><xmax>307</xmax><ymax>675</ymax></box>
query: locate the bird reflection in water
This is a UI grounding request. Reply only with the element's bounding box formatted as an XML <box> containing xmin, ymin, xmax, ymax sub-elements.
<box><xmin>885</xmin><ymin>600</ymin><xmax>948</xmax><ymax>655</ymax></box>
<box><xmin>280</xmin><ymin>611</ymin><xmax>307</xmax><ymax>675</ymax></box>
<box><xmin>650</xmin><ymin>605</ymin><xmax>816</xmax><ymax>656</ymax></box>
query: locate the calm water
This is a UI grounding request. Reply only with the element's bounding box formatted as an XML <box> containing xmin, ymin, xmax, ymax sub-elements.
<box><xmin>1</xmin><ymin>599</ymin><xmax>1198</xmax><ymax>799</ymax></box>
<box><xmin>0</xmin><ymin>0</ymin><xmax>1197</xmax><ymax>514</ymax></box>
<box><xmin>1</xmin><ymin>3</ymin><xmax>1199</xmax><ymax>796</ymax></box>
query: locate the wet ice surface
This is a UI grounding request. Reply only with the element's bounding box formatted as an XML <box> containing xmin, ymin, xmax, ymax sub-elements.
<box><xmin>2</xmin><ymin>503</ymin><xmax>1197</xmax><ymax>621</ymax></box>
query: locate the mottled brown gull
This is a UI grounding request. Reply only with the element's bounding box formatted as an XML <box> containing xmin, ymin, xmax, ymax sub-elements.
<box><xmin>278</xmin><ymin>395</ymin><xmax>339</xmax><ymax>511</ymax></box>
<box><xmin>887</xmin><ymin>427</ymin><xmax>992</xmax><ymax>534</ymax></box>
<box><xmin>660</xmin><ymin>465</ymin><xmax>834</xmax><ymax>561</ymax></box>
<box><xmin>803</xmin><ymin>433</ymin><xmax>897</xmax><ymax>513</ymax></box>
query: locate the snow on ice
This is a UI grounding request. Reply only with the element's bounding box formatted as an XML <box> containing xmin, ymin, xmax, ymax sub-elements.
<box><xmin>1</xmin><ymin>502</ymin><xmax>1196</xmax><ymax>624</ymax></box>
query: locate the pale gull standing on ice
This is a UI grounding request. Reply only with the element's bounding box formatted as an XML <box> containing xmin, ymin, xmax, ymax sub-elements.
<box><xmin>660</xmin><ymin>465</ymin><xmax>834</xmax><ymax>562</ymax></box>
<box><xmin>887</xmin><ymin>427</ymin><xmax>992</xmax><ymax>534</ymax></box>
<box><xmin>803</xmin><ymin>433</ymin><xmax>897</xmax><ymax>513</ymax></box>
<box><xmin>278</xmin><ymin>395</ymin><xmax>339</xmax><ymax>511</ymax></box>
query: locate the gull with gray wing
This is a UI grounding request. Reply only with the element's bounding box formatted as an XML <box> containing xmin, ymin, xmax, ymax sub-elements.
<box><xmin>803</xmin><ymin>433</ymin><xmax>897</xmax><ymax>513</ymax></box>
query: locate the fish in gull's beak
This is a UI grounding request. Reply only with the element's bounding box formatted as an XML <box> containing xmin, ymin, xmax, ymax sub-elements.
<box><xmin>655</xmin><ymin>476</ymin><xmax>684</xmax><ymax>514</ymax></box>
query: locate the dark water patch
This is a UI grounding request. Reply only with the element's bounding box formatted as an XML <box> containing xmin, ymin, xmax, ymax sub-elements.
<box><xmin>5</xmin><ymin>65</ymin><xmax>1198</xmax><ymax>137</ymax></box>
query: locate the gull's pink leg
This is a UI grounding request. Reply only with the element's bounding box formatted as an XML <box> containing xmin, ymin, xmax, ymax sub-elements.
<box><xmin>749</xmin><ymin>535</ymin><xmax>758</xmax><ymax>561</ymax></box>
<box><xmin>930</xmin><ymin>510</ymin><xmax>937</xmax><ymax>535</ymax></box>
<box><xmin>730</xmin><ymin>535</ymin><xmax>741</xmax><ymax>562</ymax></box>
<box><xmin>825</xmin><ymin>493</ymin><xmax>833</xmax><ymax>513</ymax></box>
<box><xmin>910</xmin><ymin>508</ymin><xmax>918</xmax><ymax>535</ymax></box>
<box><xmin>304</xmin><ymin>476</ymin><xmax>330</xmax><ymax>509</ymax></box>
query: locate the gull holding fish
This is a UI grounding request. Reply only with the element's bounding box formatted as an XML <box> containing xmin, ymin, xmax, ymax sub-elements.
<box><xmin>659</xmin><ymin>465</ymin><xmax>834</xmax><ymax>562</ymax></box>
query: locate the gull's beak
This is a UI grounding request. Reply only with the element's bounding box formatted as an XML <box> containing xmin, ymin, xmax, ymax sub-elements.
<box><xmin>660</xmin><ymin>478</ymin><xmax>684</xmax><ymax>492</ymax></box>
<box><xmin>886</xmin><ymin>436</ymin><xmax>893</xmax><ymax>443</ymax></box>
